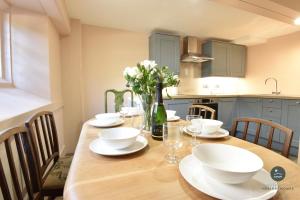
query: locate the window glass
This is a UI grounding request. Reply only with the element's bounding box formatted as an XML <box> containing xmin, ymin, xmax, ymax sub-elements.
<box><xmin>0</xmin><ymin>10</ymin><xmax>11</xmax><ymax>83</ymax></box>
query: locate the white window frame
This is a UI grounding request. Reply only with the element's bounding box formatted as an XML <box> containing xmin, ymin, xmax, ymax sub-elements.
<box><xmin>0</xmin><ymin>10</ymin><xmax>12</xmax><ymax>87</ymax></box>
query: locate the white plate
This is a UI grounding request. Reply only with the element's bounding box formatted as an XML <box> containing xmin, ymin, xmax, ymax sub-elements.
<box><xmin>88</xmin><ymin>119</ymin><xmax>125</xmax><ymax>128</ymax></box>
<box><xmin>89</xmin><ymin>135</ymin><xmax>148</xmax><ymax>156</ymax></box>
<box><xmin>167</xmin><ymin>116</ymin><xmax>180</xmax><ymax>122</ymax></box>
<box><xmin>183</xmin><ymin>127</ymin><xmax>229</xmax><ymax>138</ymax></box>
<box><xmin>179</xmin><ymin>155</ymin><xmax>278</xmax><ymax>200</ymax></box>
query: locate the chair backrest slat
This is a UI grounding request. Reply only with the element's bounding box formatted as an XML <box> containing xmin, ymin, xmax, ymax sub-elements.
<box><xmin>188</xmin><ymin>105</ymin><xmax>216</xmax><ymax>119</ymax></box>
<box><xmin>242</xmin><ymin>121</ymin><xmax>249</xmax><ymax>140</ymax></box>
<box><xmin>0</xmin><ymin>127</ymin><xmax>40</xmax><ymax>200</ymax></box>
<box><xmin>254</xmin><ymin>123</ymin><xmax>261</xmax><ymax>143</ymax></box>
<box><xmin>45</xmin><ymin>114</ymin><xmax>54</xmax><ymax>152</ymax></box>
<box><xmin>34</xmin><ymin>119</ymin><xmax>46</xmax><ymax>165</ymax></box>
<box><xmin>267</xmin><ymin>127</ymin><xmax>275</xmax><ymax>149</ymax></box>
<box><xmin>0</xmin><ymin>159</ymin><xmax>12</xmax><ymax>200</ymax></box>
<box><xmin>231</xmin><ymin>117</ymin><xmax>293</xmax><ymax>157</ymax></box>
<box><xmin>4</xmin><ymin>139</ymin><xmax>23</xmax><ymax>199</ymax></box>
<box><xmin>40</xmin><ymin>115</ymin><xmax>51</xmax><ymax>158</ymax></box>
<box><xmin>14</xmin><ymin>134</ymin><xmax>34</xmax><ymax>199</ymax></box>
<box><xmin>49</xmin><ymin>114</ymin><xmax>59</xmax><ymax>155</ymax></box>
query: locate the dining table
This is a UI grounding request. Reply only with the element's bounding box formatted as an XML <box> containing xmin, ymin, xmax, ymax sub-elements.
<box><xmin>63</xmin><ymin>118</ymin><xmax>300</xmax><ymax>200</ymax></box>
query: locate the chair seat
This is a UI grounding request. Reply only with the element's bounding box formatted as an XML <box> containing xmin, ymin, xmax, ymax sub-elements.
<box><xmin>43</xmin><ymin>156</ymin><xmax>72</xmax><ymax>191</ymax></box>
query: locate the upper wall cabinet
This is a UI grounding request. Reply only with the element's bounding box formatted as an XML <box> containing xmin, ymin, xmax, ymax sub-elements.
<box><xmin>149</xmin><ymin>33</ymin><xmax>180</xmax><ymax>75</ymax></box>
<box><xmin>201</xmin><ymin>40</ymin><xmax>246</xmax><ymax>77</ymax></box>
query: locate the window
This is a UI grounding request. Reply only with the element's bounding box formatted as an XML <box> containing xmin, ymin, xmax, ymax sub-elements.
<box><xmin>0</xmin><ymin>10</ymin><xmax>11</xmax><ymax>85</ymax></box>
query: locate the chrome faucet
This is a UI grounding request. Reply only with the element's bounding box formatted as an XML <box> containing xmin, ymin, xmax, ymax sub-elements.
<box><xmin>265</xmin><ymin>77</ymin><xmax>280</xmax><ymax>95</ymax></box>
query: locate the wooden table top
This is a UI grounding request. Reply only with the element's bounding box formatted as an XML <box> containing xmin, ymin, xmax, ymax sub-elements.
<box><xmin>63</xmin><ymin>119</ymin><xmax>300</xmax><ymax>200</ymax></box>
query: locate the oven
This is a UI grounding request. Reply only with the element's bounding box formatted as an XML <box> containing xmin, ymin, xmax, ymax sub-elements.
<box><xmin>192</xmin><ymin>98</ymin><xmax>218</xmax><ymax>119</ymax></box>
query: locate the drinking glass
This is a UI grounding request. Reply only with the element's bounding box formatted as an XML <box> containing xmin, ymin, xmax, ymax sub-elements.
<box><xmin>131</xmin><ymin>109</ymin><xmax>145</xmax><ymax>136</ymax></box>
<box><xmin>163</xmin><ymin>123</ymin><xmax>183</xmax><ymax>164</ymax></box>
<box><xmin>186</xmin><ymin>115</ymin><xmax>202</xmax><ymax>146</ymax></box>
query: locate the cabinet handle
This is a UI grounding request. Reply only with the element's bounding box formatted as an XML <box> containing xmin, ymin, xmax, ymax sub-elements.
<box><xmin>269</xmin><ymin>110</ymin><xmax>272</xmax><ymax>112</ymax></box>
<box><xmin>269</xmin><ymin>100</ymin><xmax>273</xmax><ymax>103</ymax></box>
<box><xmin>296</xmin><ymin>101</ymin><xmax>300</xmax><ymax>104</ymax></box>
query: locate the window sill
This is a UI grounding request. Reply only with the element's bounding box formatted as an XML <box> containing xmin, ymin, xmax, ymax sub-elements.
<box><xmin>0</xmin><ymin>88</ymin><xmax>63</xmax><ymax>130</ymax></box>
<box><xmin>0</xmin><ymin>79</ymin><xmax>13</xmax><ymax>88</ymax></box>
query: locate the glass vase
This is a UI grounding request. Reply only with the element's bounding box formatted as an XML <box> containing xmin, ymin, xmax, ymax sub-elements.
<box><xmin>139</xmin><ymin>94</ymin><xmax>154</xmax><ymax>131</ymax></box>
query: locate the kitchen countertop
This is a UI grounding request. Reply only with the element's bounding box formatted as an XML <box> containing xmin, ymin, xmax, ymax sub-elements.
<box><xmin>164</xmin><ymin>94</ymin><xmax>300</xmax><ymax>100</ymax></box>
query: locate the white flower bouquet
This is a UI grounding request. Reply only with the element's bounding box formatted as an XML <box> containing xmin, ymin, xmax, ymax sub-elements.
<box><xmin>124</xmin><ymin>60</ymin><xmax>179</xmax><ymax>96</ymax></box>
<box><xmin>123</xmin><ymin>60</ymin><xmax>179</xmax><ymax>130</ymax></box>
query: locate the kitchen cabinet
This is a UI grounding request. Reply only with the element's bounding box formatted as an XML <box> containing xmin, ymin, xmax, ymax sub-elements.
<box><xmin>149</xmin><ymin>33</ymin><xmax>180</xmax><ymax>75</ymax></box>
<box><xmin>236</xmin><ymin>98</ymin><xmax>262</xmax><ymax>140</ymax></box>
<box><xmin>218</xmin><ymin>98</ymin><xmax>237</xmax><ymax>131</ymax></box>
<box><xmin>261</xmin><ymin>99</ymin><xmax>282</xmax><ymax>143</ymax></box>
<box><xmin>164</xmin><ymin>99</ymin><xmax>193</xmax><ymax>119</ymax></box>
<box><xmin>282</xmin><ymin>100</ymin><xmax>300</xmax><ymax>152</ymax></box>
<box><xmin>202</xmin><ymin>40</ymin><xmax>246</xmax><ymax>77</ymax></box>
<box><xmin>164</xmin><ymin>96</ymin><xmax>298</xmax><ymax>156</ymax></box>
<box><xmin>237</xmin><ymin>98</ymin><xmax>262</xmax><ymax>119</ymax></box>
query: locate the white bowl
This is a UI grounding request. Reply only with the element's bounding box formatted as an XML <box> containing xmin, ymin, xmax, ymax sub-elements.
<box><xmin>95</xmin><ymin>113</ymin><xmax>120</xmax><ymax>124</ymax></box>
<box><xmin>191</xmin><ymin>119</ymin><xmax>223</xmax><ymax>134</ymax></box>
<box><xmin>166</xmin><ymin>110</ymin><xmax>176</xmax><ymax>119</ymax></box>
<box><xmin>98</xmin><ymin>127</ymin><xmax>140</xmax><ymax>149</ymax></box>
<box><xmin>120</xmin><ymin>107</ymin><xmax>140</xmax><ymax>116</ymax></box>
<box><xmin>192</xmin><ymin>144</ymin><xmax>263</xmax><ymax>184</ymax></box>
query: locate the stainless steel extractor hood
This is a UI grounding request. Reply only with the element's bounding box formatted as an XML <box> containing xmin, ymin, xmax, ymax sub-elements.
<box><xmin>181</xmin><ymin>36</ymin><xmax>213</xmax><ymax>63</ymax></box>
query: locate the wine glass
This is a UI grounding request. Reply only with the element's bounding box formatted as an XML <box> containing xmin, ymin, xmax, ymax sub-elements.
<box><xmin>163</xmin><ymin>123</ymin><xmax>183</xmax><ymax>164</ymax></box>
<box><xmin>186</xmin><ymin>115</ymin><xmax>202</xmax><ymax>146</ymax></box>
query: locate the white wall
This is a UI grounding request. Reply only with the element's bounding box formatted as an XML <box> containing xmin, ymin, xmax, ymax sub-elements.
<box><xmin>244</xmin><ymin>30</ymin><xmax>300</xmax><ymax>95</ymax></box>
<box><xmin>60</xmin><ymin>19</ymin><xmax>84</xmax><ymax>153</ymax></box>
<box><xmin>60</xmin><ymin>21</ymin><xmax>148</xmax><ymax>152</ymax></box>
<box><xmin>81</xmin><ymin>25</ymin><xmax>148</xmax><ymax>119</ymax></box>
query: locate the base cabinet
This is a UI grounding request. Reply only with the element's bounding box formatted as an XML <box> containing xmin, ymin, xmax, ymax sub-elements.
<box><xmin>164</xmin><ymin>99</ymin><xmax>193</xmax><ymax>119</ymax></box>
<box><xmin>218</xmin><ymin>98</ymin><xmax>237</xmax><ymax>131</ymax></box>
<box><xmin>282</xmin><ymin>100</ymin><xmax>300</xmax><ymax>150</ymax></box>
<box><xmin>165</xmin><ymin>97</ymin><xmax>299</xmax><ymax>157</ymax></box>
<box><xmin>236</xmin><ymin>98</ymin><xmax>262</xmax><ymax>136</ymax></box>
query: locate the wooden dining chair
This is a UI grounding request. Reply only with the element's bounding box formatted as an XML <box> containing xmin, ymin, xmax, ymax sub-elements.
<box><xmin>0</xmin><ymin>126</ymin><xmax>41</xmax><ymax>200</ymax></box>
<box><xmin>25</xmin><ymin>111</ymin><xmax>72</xmax><ymax>198</ymax></box>
<box><xmin>188</xmin><ymin>105</ymin><xmax>216</xmax><ymax>119</ymax></box>
<box><xmin>231</xmin><ymin>117</ymin><xmax>293</xmax><ymax>157</ymax></box>
<box><xmin>105</xmin><ymin>89</ymin><xmax>133</xmax><ymax>113</ymax></box>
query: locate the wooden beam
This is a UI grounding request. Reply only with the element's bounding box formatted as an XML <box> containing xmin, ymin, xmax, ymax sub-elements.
<box><xmin>39</xmin><ymin>0</ymin><xmax>71</xmax><ymax>35</ymax></box>
<box><xmin>211</xmin><ymin>0</ymin><xmax>300</xmax><ymax>25</ymax></box>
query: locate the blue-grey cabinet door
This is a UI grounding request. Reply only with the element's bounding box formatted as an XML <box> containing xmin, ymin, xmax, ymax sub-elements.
<box><xmin>237</xmin><ymin>98</ymin><xmax>262</xmax><ymax>135</ymax></box>
<box><xmin>202</xmin><ymin>41</ymin><xmax>228</xmax><ymax>77</ymax></box>
<box><xmin>218</xmin><ymin>98</ymin><xmax>237</xmax><ymax>131</ymax></box>
<box><xmin>202</xmin><ymin>40</ymin><xmax>246</xmax><ymax>77</ymax></box>
<box><xmin>164</xmin><ymin>99</ymin><xmax>193</xmax><ymax>119</ymax></box>
<box><xmin>149</xmin><ymin>33</ymin><xmax>180</xmax><ymax>75</ymax></box>
<box><xmin>238</xmin><ymin>98</ymin><xmax>262</xmax><ymax>118</ymax></box>
<box><xmin>281</xmin><ymin>100</ymin><xmax>300</xmax><ymax>148</ymax></box>
<box><xmin>228</xmin><ymin>44</ymin><xmax>246</xmax><ymax>77</ymax></box>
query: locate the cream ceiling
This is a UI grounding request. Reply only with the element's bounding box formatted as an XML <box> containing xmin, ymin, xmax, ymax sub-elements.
<box><xmin>65</xmin><ymin>0</ymin><xmax>300</xmax><ymax>45</ymax></box>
